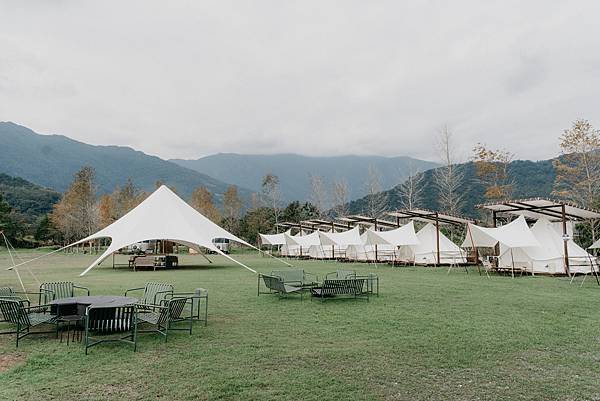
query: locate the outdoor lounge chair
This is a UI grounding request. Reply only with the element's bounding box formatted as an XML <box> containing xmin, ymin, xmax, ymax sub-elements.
<box><xmin>0</xmin><ymin>298</ymin><xmax>58</xmax><ymax>347</ymax></box>
<box><xmin>39</xmin><ymin>281</ymin><xmax>90</xmax><ymax>304</ymax></box>
<box><xmin>84</xmin><ymin>304</ymin><xmax>137</xmax><ymax>354</ymax></box>
<box><xmin>125</xmin><ymin>282</ymin><xmax>174</xmax><ymax>309</ymax></box>
<box><xmin>311</xmin><ymin>277</ymin><xmax>368</xmax><ymax>302</ymax></box>
<box><xmin>257</xmin><ymin>274</ymin><xmax>304</xmax><ymax>299</ymax></box>
<box><xmin>136</xmin><ymin>297</ymin><xmax>193</xmax><ymax>341</ymax></box>
<box><xmin>270</xmin><ymin>269</ymin><xmax>318</xmax><ymax>288</ymax></box>
<box><xmin>167</xmin><ymin>288</ymin><xmax>208</xmax><ymax>326</ymax></box>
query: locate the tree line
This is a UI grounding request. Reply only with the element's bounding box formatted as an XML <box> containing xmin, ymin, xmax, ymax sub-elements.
<box><xmin>1</xmin><ymin>119</ymin><xmax>599</xmax><ymax>247</ymax></box>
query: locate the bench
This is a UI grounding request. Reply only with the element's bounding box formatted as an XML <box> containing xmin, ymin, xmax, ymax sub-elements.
<box><xmin>311</xmin><ymin>278</ymin><xmax>369</xmax><ymax>302</ymax></box>
<box><xmin>133</xmin><ymin>256</ymin><xmax>157</xmax><ymax>271</ymax></box>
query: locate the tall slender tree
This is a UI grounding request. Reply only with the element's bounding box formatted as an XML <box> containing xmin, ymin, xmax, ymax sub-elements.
<box><xmin>433</xmin><ymin>126</ymin><xmax>465</xmax><ymax>215</ymax></box>
<box><xmin>309</xmin><ymin>174</ymin><xmax>327</xmax><ymax>218</ymax></box>
<box><xmin>223</xmin><ymin>185</ymin><xmax>243</xmax><ymax>233</ymax></box>
<box><xmin>332</xmin><ymin>179</ymin><xmax>350</xmax><ymax>218</ymax></box>
<box><xmin>364</xmin><ymin>165</ymin><xmax>388</xmax><ymax>218</ymax></box>
<box><xmin>472</xmin><ymin>143</ymin><xmax>514</xmax><ymax>201</ymax></box>
<box><xmin>262</xmin><ymin>174</ymin><xmax>282</xmax><ymax>232</ymax></box>
<box><xmin>190</xmin><ymin>186</ymin><xmax>222</xmax><ymax>223</ymax></box>
<box><xmin>553</xmin><ymin>119</ymin><xmax>600</xmax><ymax>242</ymax></box>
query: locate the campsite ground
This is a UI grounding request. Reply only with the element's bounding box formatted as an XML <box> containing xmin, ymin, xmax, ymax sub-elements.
<box><xmin>0</xmin><ymin>250</ymin><xmax>599</xmax><ymax>401</ymax></box>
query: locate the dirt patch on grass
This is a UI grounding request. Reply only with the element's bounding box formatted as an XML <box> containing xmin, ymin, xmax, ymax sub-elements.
<box><xmin>0</xmin><ymin>352</ymin><xmax>26</xmax><ymax>373</ymax></box>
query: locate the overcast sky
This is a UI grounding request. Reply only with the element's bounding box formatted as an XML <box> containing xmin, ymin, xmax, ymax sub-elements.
<box><xmin>1</xmin><ymin>1</ymin><xmax>599</xmax><ymax>162</ymax></box>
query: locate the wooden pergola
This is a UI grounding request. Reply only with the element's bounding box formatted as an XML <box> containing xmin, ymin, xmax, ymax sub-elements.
<box><xmin>476</xmin><ymin>198</ymin><xmax>600</xmax><ymax>275</ymax></box>
<box><xmin>387</xmin><ymin>209</ymin><xmax>475</xmax><ymax>265</ymax></box>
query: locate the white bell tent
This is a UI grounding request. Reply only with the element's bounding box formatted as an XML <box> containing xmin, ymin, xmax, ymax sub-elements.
<box><xmin>407</xmin><ymin>223</ymin><xmax>467</xmax><ymax>265</ymax></box>
<box><xmin>317</xmin><ymin>226</ymin><xmax>362</xmax><ymax>258</ymax></box>
<box><xmin>283</xmin><ymin>231</ymin><xmax>321</xmax><ymax>257</ymax></box>
<box><xmin>259</xmin><ymin>230</ymin><xmax>291</xmax><ymax>246</ymax></box>
<box><xmin>363</xmin><ymin>221</ymin><xmax>420</xmax><ymax>263</ymax></box>
<box><xmin>501</xmin><ymin>217</ymin><xmax>596</xmax><ymax>274</ymax></box>
<box><xmin>70</xmin><ymin>185</ymin><xmax>275</xmax><ymax>276</ymax></box>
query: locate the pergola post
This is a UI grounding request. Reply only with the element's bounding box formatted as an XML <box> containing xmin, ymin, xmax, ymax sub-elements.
<box><xmin>374</xmin><ymin>219</ymin><xmax>379</xmax><ymax>262</ymax></box>
<box><xmin>562</xmin><ymin>204</ymin><xmax>570</xmax><ymax>276</ymax></box>
<box><xmin>435</xmin><ymin>212</ymin><xmax>441</xmax><ymax>265</ymax></box>
<box><xmin>492</xmin><ymin>211</ymin><xmax>500</xmax><ymax>261</ymax></box>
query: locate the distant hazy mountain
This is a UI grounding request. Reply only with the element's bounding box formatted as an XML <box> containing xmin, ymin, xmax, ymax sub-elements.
<box><xmin>171</xmin><ymin>153</ymin><xmax>439</xmax><ymax>203</ymax></box>
<box><xmin>347</xmin><ymin>159</ymin><xmax>556</xmax><ymax>218</ymax></box>
<box><xmin>0</xmin><ymin>122</ymin><xmax>252</xmax><ymax>202</ymax></box>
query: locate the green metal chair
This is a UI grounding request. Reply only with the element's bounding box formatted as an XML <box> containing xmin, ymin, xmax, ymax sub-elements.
<box><xmin>84</xmin><ymin>304</ymin><xmax>137</xmax><ymax>354</ymax></box>
<box><xmin>257</xmin><ymin>274</ymin><xmax>304</xmax><ymax>299</ymax></box>
<box><xmin>39</xmin><ymin>281</ymin><xmax>90</xmax><ymax>304</ymax></box>
<box><xmin>167</xmin><ymin>288</ymin><xmax>208</xmax><ymax>326</ymax></box>
<box><xmin>0</xmin><ymin>298</ymin><xmax>58</xmax><ymax>347</ymax></box>
<box><xmin>125</xmin><ymin>282</ymin><xmax>174</xmax><ymax>310</ymax></box>
<box><xmin>136</xmin><ymin>297</ymin><xmax>193</xmax><ymax>342</ymax></box>
<box><xmin>270</xmin><ymin>269</ymin><xmax>318</xmax><ymax>288</ymax></box>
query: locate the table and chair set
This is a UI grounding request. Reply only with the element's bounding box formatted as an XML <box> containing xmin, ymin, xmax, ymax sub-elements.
<box><xmin>257</xmin><ymin>268</ymin><xmax>379</xmax><ymax>302</ymax></box>
<box><xmin>0</xmin><ymin>281</ymin><xmax>208</xmax><ymax>354</ymax></box>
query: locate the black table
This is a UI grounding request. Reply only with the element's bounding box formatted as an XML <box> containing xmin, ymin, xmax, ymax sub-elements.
<box><xmin>50</xmin><ymin>296</ymin><xmax>138</xmax><ymax>317</ymax></box>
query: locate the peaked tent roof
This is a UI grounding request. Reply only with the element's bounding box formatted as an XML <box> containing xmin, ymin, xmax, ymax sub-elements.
<box><xmin>589</xmin><ymin>237</ymin><xmax>600</xmax><ymax>249</ymax></box>
<box><xmin>259</xmin><ymin>230</ymin><xmax>291</xmax><ymax>246</ymax></box>
<box><xmin>284</xmin><ymin>231</ymin><xmax>321</xmax><ymax>247</ymax></box>
<box><xmin>318</xmin><ymin>226</ymin><xmax>363</xmax><ymax>247</ymax></box>
<box><xmin>365</xmin><ymin>221</ymin><xmax>420</xmax><ymax>246</ymax></box>
<box><xmin>73</xmin><ymin>185</ymin><xmax>259</xmax><ymax>276</ymax></box>
<box><xmin>524</xmin><ymin>217</ymin><xmax>594</xmax><ymax>262</ymax></box>
<box><xmin>461</xmin><ymin>216</ymin><xmax>540</xmax><ymax>249</ymax></box>
<box><xmin>413</xmin><ymin>223</ymin><xmax>464</xmax><ymax>255</ymax></box>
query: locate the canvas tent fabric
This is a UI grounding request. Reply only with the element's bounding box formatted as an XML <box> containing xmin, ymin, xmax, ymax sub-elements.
<box><xmin>365</xmin><ymin>221</ymin><xmax>420</xmax><ymax>247</ymax></box>
<box><xmin>346</xmin><ymin>232</ymin><xmax>396</xmax><ymax>261</ymax></box>
<box><xmin>461</xmin><ymin>216</ymin><xmax>540</xmax><ymax>249</ymax></box>
<box><xmin>317</xmin><ymin>226</ymin><xmax>362</xmax><ymax>247</ymax></box>
<box><xmin>589</xmin><ymin>238</ymin><xmax>600</xmax><ymax>249</ymax></box>
<box><xmin>259</xmin><ymin>230</ymin><xmax>291</xmax><ymax>246</ymax></box>
<box><xmin>499</xmin><ymin>217</ymin><xmax>596</xmax><ymax>274</ymax></box>
<box><xmin>407</xmin><ymin>223</ymin><xmax>467</xmax><ymax>265</ymax></box>
<box><xmin>283</xmin><ymin>231</ymin><xmax>321</xmax><ymax>256</ymax></box>
<box><xmin>71</xmin><ymin>186</ymin><xmax>260</xmax><ymax>276</ymax></box>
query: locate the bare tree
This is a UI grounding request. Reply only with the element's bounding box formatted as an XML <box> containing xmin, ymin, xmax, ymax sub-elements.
<box><xmin>364</xmin><ymin>165</ymin><xmax>388</xmax><ymax>218</ymax></box>
<box><xmin>262</xmin><ymin>173</ymin><xmax>282</xmax><ymax>232</ymax></box>
<box><xmin>433</xmin><ymin>125</ymin><xmax>465</xmax><ymax>215</ymax></box>
<box><xmin>309</xmin><ymin>174</ymin><xmax>327</xmax><ymax>217</ymax></box>
<box><xmin>332</xmin><ymin>179</ymin><xmax>350</xmax><ymax>218</ymax></box>
<box><xmin>397</xmin><ymin>166</ymin><xmax>424</xmax><ymax>211</ymax></box>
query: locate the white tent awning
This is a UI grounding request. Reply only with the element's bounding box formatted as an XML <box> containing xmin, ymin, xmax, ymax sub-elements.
<box><xmin>365</xmin><ymin>221</ymin><xmax>420</xmax><ymax>246</ymax></box>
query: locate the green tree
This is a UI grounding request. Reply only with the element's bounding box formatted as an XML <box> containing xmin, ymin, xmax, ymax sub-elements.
<box><xmin>0</xmin><ymin>193</ymin><xmax>17</xmax><ymax>242</ymax></box>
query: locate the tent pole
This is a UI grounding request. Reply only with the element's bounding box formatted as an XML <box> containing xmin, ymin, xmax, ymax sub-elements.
<box><xmin>510</xmin><ymin>248</ymin><xmax>515</xmax><ymax>279</ymax></box>
<box><xmin>435</xmin><ymin>212</ymin><xmax>441</xmax><ymax>265</ymax></box>
<box><xmin>561</xmin><ymin>204</ymin><xmax>570</xmax><ymax>276</ymax></box>
<box><xmin>374</xmin><ymin>220</ymin><xmax>378</xmax><ymax>262</ymax></box>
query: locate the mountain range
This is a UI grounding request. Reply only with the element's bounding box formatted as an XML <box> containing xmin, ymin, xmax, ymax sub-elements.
<box><xmin>171</xmin><ymin>153</ymin><xmax>438</xmax><ymax>204</ymax></box>
<box><xmin>0</xmin><ymin>122</ymin><xmax>252</xmax><ymax>202</ymax></box>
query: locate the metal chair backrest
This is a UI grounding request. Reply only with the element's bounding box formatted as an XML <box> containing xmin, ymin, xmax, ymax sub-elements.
<box><xmin>86</xmin><ymin>305</ymin><xmax>136</xmax><ymax>333</ymax></box>
<box><xmin>0</xmin><ymin>287</ymin><xmax>16</xmax><ymax>297</ymax></box>
<box><xmin>261</xmin><ymin>275</ymin><xmax>286</xmax><ymax>293</ymax></box>
<box><xmin>40</xmin><ymin>281</ymin><xmax>74</xmax><ymax>303</ymax></box>
<box><xmin>0</xmin><ymin>298</ymin><xmax>30</xmax><ymax>327</ymax></box>
<box><xmin>142</xmin><ymin>282</ymin><xmax>173</xmax><ymax>306</ymax></box>
<box><xmin>336</xmin><ymin>270</ymin><xmax>356</xmax><ymax>279</ymax></box>
<box><xmin>271</xmin><ymin>269</ymin><xmax>304</xmax><ymax>284</ymax></box>
<box><xmin>163</xmin><ymin>298</ymin><xmax>188</xmax><ymax>325</ymax></box>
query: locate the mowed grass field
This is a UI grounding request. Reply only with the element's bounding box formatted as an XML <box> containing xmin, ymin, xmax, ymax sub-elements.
<box><xmin>1</xmin><ymin>249</ymin><xmax>600</xmax><ymax>401</ymax></box>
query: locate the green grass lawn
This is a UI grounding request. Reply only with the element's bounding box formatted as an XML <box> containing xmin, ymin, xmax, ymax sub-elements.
<box><xmin>0</xmin><ymin>249</ymin><xmax>599</xmax><ymax>401</ymax></box>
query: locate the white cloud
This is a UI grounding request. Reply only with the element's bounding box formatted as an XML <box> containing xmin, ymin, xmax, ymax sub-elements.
<box><xmin>1</xmin><ymin>0</ymin><xmax>599</xmax><ymax>161</ymax></box>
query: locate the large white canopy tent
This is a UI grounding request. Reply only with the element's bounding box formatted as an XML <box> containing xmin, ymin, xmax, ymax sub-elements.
<box><xmin>66</xmin><ymin>185</ymin><xmax>283</xmax><ymax>276</ymax></box>
<box><xmin>408</xmin><ymin>223</ymin><xmax>467</xmax><ymax>265</ymax></box>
